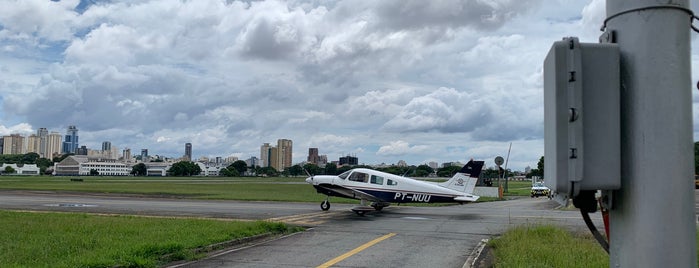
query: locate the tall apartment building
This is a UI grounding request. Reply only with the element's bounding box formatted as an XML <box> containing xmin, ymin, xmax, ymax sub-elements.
<box><xmin>260</xmin><ymin>143</ymin><xmax>272</xmax><ymax>167</ymax></box>
<box><xmin>26</xmin><ymin>134</ymin><xmax>39</xmax><ymax>155</ymax></box>
<box><xmin>62</xmin><ymin>125</ymin><xmax>79</xmax><ymax>154</ymax></box>
<box><xmin>37</xmin><ymin>128</ymin><xmax>48</xmax><ymax>158</ymax></box>
<box><xmin>277</xmin><ymin>139</ymin><xmax>292</xmax><ymax>171</ymax></box>
<box><xmin>141</xmin><ymin>149</ymin><xmax>148</xmax><ymax>162</ymax></box>
<box><xmin>260</xmin><ymin>139</ymin><xmax>293</xmax><ymax>171</ymax></box>
<box><xmin>2</xmin><ymin>134</ymin><xmax>25</xmax><ymax>154</ymax></box>
<box><xmin>102</xmin><ymin>141</ymin><xmax>112</xmax><ymax>159</ymax></box>
<box><xmin>122</xmin><ymin>148</ymin><xmax>132</xmax><ymax>162</ymax></box>
<box><xmin>308</xmin><ymin>148</ymin><xmax>319</xmax><ymax>165</ymax></box>
<box><xmin>184</xmin><ymin>143</ymin><xmax>192</xmax><ymax>161</ymax></box>
<box><xmin>46</xmin><ymin>132</ymin><xmax>62</xmax><ymax>160</ymax></box>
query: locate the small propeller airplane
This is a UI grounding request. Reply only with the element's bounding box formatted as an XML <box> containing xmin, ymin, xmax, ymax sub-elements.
<box><xmin>305</xmin><ymin>160</ymin><xmax>485</xmax><ymax>215</ymax></box>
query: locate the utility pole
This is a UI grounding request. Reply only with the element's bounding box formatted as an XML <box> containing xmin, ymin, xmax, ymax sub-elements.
<box><xmin>605</xmin><ymin>0</ymin><xmax>696</xmax><ymax>266</ymax></box>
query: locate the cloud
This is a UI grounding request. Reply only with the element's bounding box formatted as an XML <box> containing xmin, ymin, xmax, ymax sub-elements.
<box><xmin>1</xmin><ymin>0</ymin><xmax>676</xmax><ymax>171</ymax></box>
<box><xmin>383</xmin><ymin>87</ymin><xmax>491</xmax><ymax>133</ymax></box>
<box><xmin>377</xmin><ymin>140</ymin><xmax>430</xmax><ymax>156</ymax></box>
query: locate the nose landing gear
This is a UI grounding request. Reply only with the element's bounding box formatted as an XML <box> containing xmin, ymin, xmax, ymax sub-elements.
<box><xmin>320</xmin><ymin>199</ymin><xmax>330</xmax><ymax>211</ymax></box>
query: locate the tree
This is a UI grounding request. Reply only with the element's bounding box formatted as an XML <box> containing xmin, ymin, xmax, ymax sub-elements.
<box><xmin>89</xmin><ymin>169</ymin><xmax>99</xmax><ymax>176</ymax></box>
<box><xmin>229</xmin><ymin>160</ymin><xmax>248</xmax><ymax>175</ymax></box>
<box><xmin>168</xmin><ymin>161</ymin><xmax>201</xmax><ymax>176</ymax></box>
<box><xmin>324</xmin><ymin>163</ymin><xmax>338</xmax><ymax>175</ymax></box>
<box><xmin>436</xmin><ymin>165</ymin><xmax>462</xmax><ymax>177</ymax></box>
<box><xmin>131</xmin><ymin>163</ymin><xmax>147</xmax><ymax>176</ymax></box>
<box><xmin>415</xmin><ymin>165</ymin><xmax>434</xmax><ymax>177</ymax></box>
<box><xmin>3</xmin><ymin>166</ymin><xmax>15</xmax><ymax>174</ymax></box>
<box><xmin>256</xmin><ymin>166</ymin><xmax>278</xmax><ymax>177</ymax></box>
<box><xmin>288</xmin><ymin>165</ymin><xmax>303</xmax><ymax>176</ymax></box>
<box><xmin>220</xmin><ymin>168</ymin><xmax>239</xmax><ymax>177</ymax></box>
<box><xmin>303</xmin><ymin>163</ymin><xmax>322</xmax><ymax>175</ymax></box>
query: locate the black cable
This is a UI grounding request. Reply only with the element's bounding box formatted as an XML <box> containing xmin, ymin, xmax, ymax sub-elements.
<box><xmin>581</xmin><ymin>209</ymin><xmax>609</xmax><ymax>254</ymax></box>
<box><xmin>600</xmin><ymin>4</ymin><xmax>698</xmax><ymax>33</ymax></box>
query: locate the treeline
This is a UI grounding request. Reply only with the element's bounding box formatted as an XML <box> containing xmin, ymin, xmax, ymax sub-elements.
<box><xmin>0</xmin><ymin>152</ymin><xmax>68</xmax><ymax>174</ymax></box>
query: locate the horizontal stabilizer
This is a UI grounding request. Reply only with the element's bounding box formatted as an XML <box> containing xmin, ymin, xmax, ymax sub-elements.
<box><xmin>454</xmin><ymin>195</ymin><xmax>479</xmax><ymax>202</ymax></box>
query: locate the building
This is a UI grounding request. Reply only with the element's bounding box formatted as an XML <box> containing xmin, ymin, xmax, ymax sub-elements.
<box><xmin>276</xmin><ymin>139</ymin><xmax>292</xmax><ymax>171</ymax></box>
<box><xmin>37</xmin><ymin>128</ymin><xmax>48</xmax><ymax>158</ymax></box>
<box><xmin>184</xmin><ymin>143</ymin><xmax>192</xmax><ymax>161</ymax></box>
<box><xmin>122</xmin><ymin>148</ymin><xmax>132</xmax><ymax>162</ymax></box>
<box><xmin>53</xmin><ymin>155</ymin><xmax>129</xmax><ymax>176</ymax></box>
<box><xmin>62</xmin><ymin>125</ymin><xmax>79</xmax><ymax>154</ymax></box>
<box><xmin>339</xmin><ymin>154</ymin><xmax>358</xmax><ymax>166</ymax></box>
<box><xmin>26</xmin><ymin>134</ymin><xmax>38</xmax><ymax>155</ymax></box>
<box><xmin>75</xmin><ymin>145</ymin><xmax>88</xmax><ymax>155</ymax></box>
<box><xmin>0</xmin><ymin>163</ymin><xmax>40</xmax><ymax>175</ymax></box>
<box><xmin>245</xmin><ymin>156</ymin><xmax>259</xmax><ymax>168</ymax></box>
<box><xmin>141</xmin><ymin>149</ymin><xmax>149</xmax><ymax>162</ymax></box>
<box><xmin>308</xmin><ymin>148</ymin><xmax>319</xmax><ymax>165</ymax></box>
<box><xmin>47</xmin><ymin>131</ymin><xmax>62</xmax><ymax>160</ymax></box>
<box><xmin>2</xmin><ymin>134</ymin><xmax>25</xmax><ymax>154</ymax></box>
<box><xmin>260</xmin><ymin>143</ymin><xmax>272</xmax><ymax>167</ymax></box>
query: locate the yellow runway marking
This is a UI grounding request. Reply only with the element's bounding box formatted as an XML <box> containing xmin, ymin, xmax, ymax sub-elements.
<box><xmin>267</xmin><ymin>211</ymin><xmax>343</xmax><ymax>225</ymax></box>
<box><xmin>316</xmin><ymin>233</ymin><xmax>396</xmax><ymax>268</ymax></box>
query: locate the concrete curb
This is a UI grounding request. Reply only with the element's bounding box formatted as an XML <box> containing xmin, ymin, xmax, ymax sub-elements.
<box><xmin>463</xmin><ymin>238</ymin><xmax>489</xmax><ymax>268</ymax></box>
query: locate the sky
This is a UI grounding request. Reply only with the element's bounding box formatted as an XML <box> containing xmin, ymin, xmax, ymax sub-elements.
<box><xmin>0</xmin><ymin>0</ymin><xmax>698</xmax><ymax>171</ymax></box>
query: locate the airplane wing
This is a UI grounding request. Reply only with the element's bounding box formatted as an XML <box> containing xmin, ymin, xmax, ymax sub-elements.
<box><xmin>314</xmin><ymin>183</ymin><xmax>383</xmax><ymax>202</ymax></box>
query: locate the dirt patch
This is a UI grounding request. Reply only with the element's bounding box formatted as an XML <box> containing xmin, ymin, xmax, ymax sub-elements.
<box><xmin>472</xmin><ymin>244</ymin><xmax>495</xmax><ymax>268</ymax></box>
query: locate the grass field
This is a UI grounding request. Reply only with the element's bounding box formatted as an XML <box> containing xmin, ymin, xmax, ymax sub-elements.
<box><xmin>489</xmin><ymin>225</ymin><xmax>609</xmax><ymax>267</ymax></box>
<box><xmin>489</xmin><ymin>225</ymin><xmax>699</xmax><ymax>267</ymax></box>
<box><xmin>0</xmin><ymin>210</ymin><xmax>301</xmax><ymax>267</ymax></box>
<box><xmin>0</xmin><ymin>175</ymin><xmax>533</xmax><ymax>202</ymax></box>
<box><xmin>0</xmin><ymin>175</ymin><xmax>329</xmax><ymax>202</ymax></box>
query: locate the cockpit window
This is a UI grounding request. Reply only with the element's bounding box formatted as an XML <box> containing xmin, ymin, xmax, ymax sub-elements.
<box><xmin>387</xmin><ymin>179</ymin><xmax>398</xmax><ymax>186</ymax></box>
<box><xmin>370</xmin><ymin>175</ymin><xmax>384</xmax><ymax>185</ymax></box>
<box><xmin>338</xmin><ymin>170</ymin><xmax>351</xmax><ymax>180</ymax></box>
<box><xmin>348</xmin><ymin>172</ymin><xmax>369</xmax><ymax>183</ymax></box>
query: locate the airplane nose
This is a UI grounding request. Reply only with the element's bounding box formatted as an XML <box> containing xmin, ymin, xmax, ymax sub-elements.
<box><xmin>305</xmin><ymin>177</ymin><xmax>313</xmax><ymax>184</ymax></box>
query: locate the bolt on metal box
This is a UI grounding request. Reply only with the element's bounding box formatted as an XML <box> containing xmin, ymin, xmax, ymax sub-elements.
<box><xmin>544</xmin><ymin>37</ymin><xmax>620</xmax><ymax>204</ymax></box>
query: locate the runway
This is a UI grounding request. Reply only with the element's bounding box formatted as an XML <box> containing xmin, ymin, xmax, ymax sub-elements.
<box><xmin>0</xmin><ymin>190</ymin><xmax>601</xmax><ymax>267</ymax></box>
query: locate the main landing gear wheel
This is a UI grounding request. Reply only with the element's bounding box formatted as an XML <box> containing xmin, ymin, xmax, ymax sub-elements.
<box><xmin>320</xmin><ymin>200</ymin><xmax>330</xmax><ymax>211</ymax></box>
<box><xmin>354</xmin><ymin>210</ymin><xmax>366</xmax><ymax>216</ymax></box>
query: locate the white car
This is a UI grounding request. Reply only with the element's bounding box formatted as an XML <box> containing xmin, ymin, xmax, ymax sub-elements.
<box><xmin>530</xmin><ymin>182</ymin><xmax>551</xmax><ymax>198</ymax></box>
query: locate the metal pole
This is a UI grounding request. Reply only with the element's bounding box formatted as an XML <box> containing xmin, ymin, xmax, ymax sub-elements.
<box><xmin>605</xmin><ymin>1</ymin><xmax>696</xmax><ymax>267</ymax></box>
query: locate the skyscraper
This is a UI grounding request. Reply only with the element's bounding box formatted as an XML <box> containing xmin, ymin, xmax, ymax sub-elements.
<box><xmin>277</xmin><ymin>139</ymin><xmax>293</xmax><ymax>171</ymax></box>
<box><xmin>185</xmin><ymin>143</ymin><xmax>192</xmax><ymax>161</ymax></box>
<box><xmin>47</xmin><ymin>132</ymin><xmax>62</xmax><ymax>160</ymax></box>
<box><xmin>62</xmin><ymin>125</ymin><xmax>79</xmax><ymax>154</ymax></box>
<box><xmin>102</xmin><ymin>141</ymin><xmax>112</xmax><ymax>159</ymax></box>
<box><xmin>37</xmin><ymin>128</ymin><xmax>48</xmax><ymax>158</ymax></box>
<box><xmin>2</xmin><ymin>134</ymin><xmax>25</xmax><ymax>154</ymax></box>
<box><xmin>308</xmin><ymin>148</ymin><xmax>319</xmax><ymax>165</ymax></box>
<box><xmin>141</xmin><ymin>149</ymin><xmax>148</xmax><ymax>162</ymax></box>
<box><xmin>260</xmin><ymin>143</ymin><xmax>272</xmax><ymax>167</ymax></box>
<box><xmin>123</xmin><ymin>148</ymin><xmax>132</xmax><ymax>162</ymax></box>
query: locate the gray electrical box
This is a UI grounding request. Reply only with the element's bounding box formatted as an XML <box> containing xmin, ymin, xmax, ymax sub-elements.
<box><xmin>544</xmin><ymin>37</ymin><xmax>620</xmax><ymax>204</ymax></box>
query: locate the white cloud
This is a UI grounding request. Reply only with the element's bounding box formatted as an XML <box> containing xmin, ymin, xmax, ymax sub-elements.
<box><xmin>377</xmin><ymin>140</ymin><xmax>429</xmax><ymax>156</ymax></box>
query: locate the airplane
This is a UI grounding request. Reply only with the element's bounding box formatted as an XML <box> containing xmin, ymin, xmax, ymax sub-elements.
<box><xmin>305</xmin><ymin>160</ymin><xmax>485</xmax><ymax>215</ymax></box>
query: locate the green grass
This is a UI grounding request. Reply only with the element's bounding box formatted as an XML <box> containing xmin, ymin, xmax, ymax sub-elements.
<box><xmin>0</xmin><ymin>210</ymin><xmax>301</xmax><ymax>268</ymax></box>
<box><xmin>0</xmin><ymin>176</ymin><xmax>327</xmax><ymax>202</ymax></box>
<box><xmin>488</xmin><ymin>225</ymin><xmax>608</xmax><ymax>268</ymax></box>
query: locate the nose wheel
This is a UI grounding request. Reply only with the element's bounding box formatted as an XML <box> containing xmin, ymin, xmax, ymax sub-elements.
<box><xmin>320</xmin><ymin>199</ymin><xmax>330</xmax><ymax>211</ymax></box>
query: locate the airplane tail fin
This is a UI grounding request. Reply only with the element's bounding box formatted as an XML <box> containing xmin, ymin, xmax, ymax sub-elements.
<box><xmin>438</xmin><ymin>160</ymin><xmax>484</xmax><ymax>194</ymax></box>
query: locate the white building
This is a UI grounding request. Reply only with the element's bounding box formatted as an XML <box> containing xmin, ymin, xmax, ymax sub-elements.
<box><xmin>0</xmin><ymin>163</ymin><xmax>40</xmax><ymax>175</ymax></box>
<box><xmin>53</xmin><ymin>156</ymin><xmax>129</xmax><ymax>176</ymax></box>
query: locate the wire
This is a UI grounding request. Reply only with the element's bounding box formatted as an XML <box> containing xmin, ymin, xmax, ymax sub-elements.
<box><xmin>581</xmin><ymin>209</ymin><xmax>610</xmax><ymax>254</ymax></box>
<box><xmin>601</xmin><ymin>4</ymin><xmax>699</xmax><ymax>33</ymax></box>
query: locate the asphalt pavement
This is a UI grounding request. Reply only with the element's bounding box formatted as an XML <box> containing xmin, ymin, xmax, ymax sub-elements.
<box><xmin>0</xmin><ymin>190</ymin><xmax>608</xmax><ymax>267</ymax></box>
